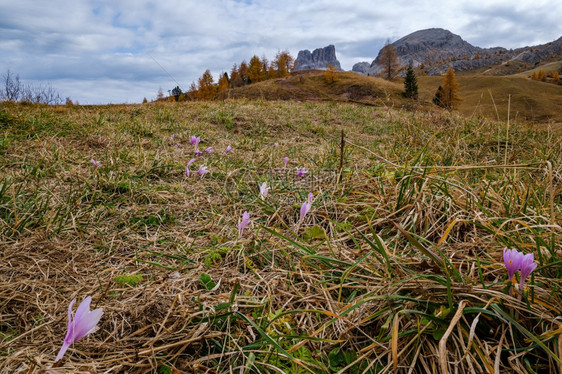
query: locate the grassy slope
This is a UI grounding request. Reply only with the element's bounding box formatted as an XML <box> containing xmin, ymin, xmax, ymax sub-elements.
<box><xmin>0</xmin><ymin>101</ymin><xmax>561</xmax><ymax>373</ymax></box>
<box><xmin>219</xmin><ymin>70</ymin><xmax>405</xmax><ymax>104</ymax></box>
<box><xmin>418</xmin><ymin>74</ymin><xmax>562</xmax><ymax>122</ymax></box>
<box><xmin>219</xmin><ymin>70</ymin><xmax>562</xmax><ymax>123</ymax></box>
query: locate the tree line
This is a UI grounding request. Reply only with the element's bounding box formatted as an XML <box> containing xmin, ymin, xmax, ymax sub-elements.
<box><xmin>166</xmin><ymin>51</ymin><xmax>296</xmax><ymax>101</ymax></box>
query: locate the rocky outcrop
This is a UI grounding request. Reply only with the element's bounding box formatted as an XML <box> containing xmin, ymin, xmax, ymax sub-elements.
<box><xmin>295</xmin><ymin>45</ymin><xmax>342</xmax><ymax>71</ymax></box>
<box><xmin>351</xmin><ymin>62</ymin><xmax>371</xmax><ymax>74</ymax></box>
<box><xmin>352</xmin><ymin>28</ymin><xmax>562</xmax><ymax>76</ymax></box>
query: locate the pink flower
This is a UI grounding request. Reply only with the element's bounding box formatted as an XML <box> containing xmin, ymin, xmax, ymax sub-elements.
<box><xmin>195</xmin><ymin>149</ymin><xmax>202</xmax><ymax>157</ymax></box>
<box><xmin>273</xmin><ymin>142</ymin><xmax>279</xmax><ymax>148</ymax></box>
<box><xmin>238</xmin><ymin>211</ymin><xmax>251</xmax><ymax>236</ymax></box>
<box><xmin>55</xmin><ymin>296</ymin><xmax>103</xmax><ymax>362</ymax></box>
<box><xmin>259</xmin><ymin>182</ymin><xmax>270</xmax><ymax>199</ymax></box>
<box><xmin>503</xmin><ymin>248</ymin><xmax>522</xmax><ymax>283</ymax></box>
<box><xmin>190</xmin><ymin>136</ymin><xmax>201</xmax><ymax>147</ymax></box>
<box><xmin>90</xmin><ymin>159</ymin><xmax>101</xmax><ymax>168</ymax></box>
<box><xmin>284</xmin><ymin>157</ymin><xmax>289</xmax><ymax>167</ymax></box>
<box><xmin>300</xmin><ymin>194</ymin><xmax>312</xmax><ymax>222</ymax></box>
<box><xmin>225</xmin><ymin>145</ymin><xmax>232</xmax><ymax>154</ymax></box>
<box><xmin>204</xmin><ymin>147</ymin><xmax>213</xmax><ymax>154</ymax></box>
<box><xmin>196</xmin><ymin>165</ymin><xmax>208</xmax><ymax>176</ymax></box>
<box><xmin>519</xmin><ymin>253</ymin><xmax>537</xmax><ymax>289</ymax></box>
<box><xmin>185</xmin><ymin>158</ymin><xmax>196</xmax><ymax>177</ymax></box>
<box><xmin>296</xmin><ymin>167</ymin><xmax>308</xmax><ymax>179</ymax></box>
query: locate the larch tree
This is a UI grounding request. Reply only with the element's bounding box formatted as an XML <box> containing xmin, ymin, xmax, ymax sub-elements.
<box><xmin>324</xmin><ymin>64</ymin><xmax>339</xmax><ymax>84</ymax></box>
<box><xmin>377</xmin><ymin>39</ymin><xmax>400</xmax><ymax>81</ymax></box>
<box><xmin>229</xmin><ymin>64</ymin><xmax>243</xmax><ymax>88</ymax></box>
<box><xmin>197</xmin><ymin>69</ymin><xmax>216</xmax><ymax>100</ymax></box>
<box><xmin>247</xmin><ymin>55</ymin><xmax>265</xmax><ymax>84</ymax></box>
<box><xmin>403</xmin><ymin>64</ymin><xmax>418</xmax><ymax>99</ymax></box>
<box><xmin>217</xmin><ymin>72</ymin><xmax>230</xmax><ymax>94</ymax></box>
<box><xmin>272</xmin><ymin>51</ymin><xmax>295</xmax><ymax>78</ymax></box>
<box><xmin>238</xmin><ymin>61</ymin><xmax>249</xmax><ymax>86</ymax></box>
<box><xmin>434</xmin><ymin>66</ymin><xmax>461</xmax><ymax>110</ymax></box>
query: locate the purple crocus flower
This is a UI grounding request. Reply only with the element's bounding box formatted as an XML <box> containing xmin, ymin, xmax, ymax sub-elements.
<box><xmin>55</xmin><ymin>296</ymin><xmax>103</xmax><ymax>362</ymax></box>
<box><xmin>185</xmin><ymin>158</ymin><xmax>196</xmax><ymax>177</ymax></box>
<box><xmin>190</xmin><ymin>136</ymin><xmax>201</xmax><ymax>147</ymax></box>
<box><xmin>296</xmin><ymin>167</ymin><xmax>308</xmax><ymax>179</ymax></box>
<box><xmin>519</xmin><ymin>253</ymin><xmax>537</xmax><ymax>289</ymax></box>
<box><xmin>300</xmin><ymin>196</ymin><xmax>312</xmax><ymax>222</ymax></box>
<box><xmin>273</xmin><ymin>142</ymin><xmax>279</xmax><ymax>148</ymax></box>
<box><xmin>307</xmin><ymin>192</ymin><xmax>313</xmax><ymax>204</ymax></box>
<box><xmin>259</xmin><ymin>182</ymin><xmax>270</xmax><ymax>199</ymax></box>
<box><xmin>225</xmin><ymin>145</ymin><xmax>232</xmax><ymax>154</ymax></box>
<box><xmin>195</xmin><ymin>149</ymin><xmax>202</xmax><ymax>157</ymax></box>
<box><xmin>196</xmin><ymin>165</ymin><xmax>208</xmax><ymax>176</ymax></box>
<box><xmin>238</xmin><ymin>211</ymin><xmax>251</xmax><ymax>236</ymax></box>
<box><xmin>284</xmin><ymin>157</ymin><xmax>289</xmax><ymax>167</ymax></box>
<box><xmin>503</xmin><ymin>248</ymin><xmax>522</xmax><ymax>283</ymax></box>
<box><xmin>204</xmin><ymin>146</ymin><xmax>213</xmax><ymax>154</ymax></box>
<box><xmin>90</xmin><ymin>159</ymin><xmax>101</xmax><ymax>168</ymax></box>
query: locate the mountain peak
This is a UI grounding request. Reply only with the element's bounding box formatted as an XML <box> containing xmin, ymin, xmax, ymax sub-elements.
<box><xmin>295</xmin><ymin>45</ymin><xmax>342</xmax><ymax>71</ymax></box>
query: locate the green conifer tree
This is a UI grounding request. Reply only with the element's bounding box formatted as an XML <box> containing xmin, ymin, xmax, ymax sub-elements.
<box><xmin>403</xmin><ymin>64</ymin><xmax>418</xmax><ymax>99</ymax></box>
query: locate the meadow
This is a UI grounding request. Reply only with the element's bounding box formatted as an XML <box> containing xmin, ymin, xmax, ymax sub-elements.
<box><xmin>0</xmin><ymin>99</ymin><xmax>561</xmax><ymax>373</ymax></box>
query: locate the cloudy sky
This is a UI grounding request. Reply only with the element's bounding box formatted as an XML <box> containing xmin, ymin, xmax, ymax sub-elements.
<box><xmin>1</xmin><ymin>0</ymin><xmax>560</xmax><ymax>104</ymax></box>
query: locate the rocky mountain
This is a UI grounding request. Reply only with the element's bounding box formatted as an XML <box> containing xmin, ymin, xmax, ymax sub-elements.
<box><xmin>353</xmin><ymin>28</ymin><xmax>562</xmax><ymax>76</ymax></box>
<box><xmin>295</xmin><ymin>45</ymin><xmax>342</xmax><ymax>71</ymax></box>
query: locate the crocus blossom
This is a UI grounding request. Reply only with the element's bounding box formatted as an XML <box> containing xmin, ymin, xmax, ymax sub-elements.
<box><xmin>195</xmin><ymin>149</ymin><xmax>202</xmax><ymax>157</ymax></box>
<box><xmin>204</xmin><ymin>147</ymin><xmax>213</xmax><ymax>154</ymax></box>
<box><xmin>273</xmin><ymin>142</ymin><xmax>279</xmax><ymax>148</ymax></box>
<box><xmin>185</xmin><ymin>158</ymin><xmax>196</xmax><ymax>177</ymax></box>
<box><xmin>519</xmin><ymin>253</ymin><xmax>537</xmax><ymax>289</ymax></box>
<box><xmin>55</xmin><ymin>296</ymin><xmax>103</xmax><ymax>362</ymax></box>
<box><xmin>503</xmin><ymin>248</ymin><xmax>522</xmax><ymax>283</ymax></box>
<box><xmin>196</xmin><ymin>166</ymin><xmax>208</xmax><ymax>176</ymax></box>
<box><xmin>296</xmin><ymin>167</ymin><xmax>308</xmax><ymax>179</ymax></box>
<box><xmin>284</xmin><ymin>157</ymin><xmax>289</xmax><ymax>167</ymax></box>
<box><xmin>307</xmin><ymin>192</ymin><xmax>313</xmax><ymax>204</ymax></box>
<box><xmin>259</xmin><ymin>182</ymin><xmax>270</xmax><ymax>199</ymax></box>
<box><xmin>300</xmin><ymin>197</ymin><xmax>312</xmax><ymax>222</ymax></box>
<box><xmin>90</xmin><ymin>159</ymin><xmax>101</xmax><ymax>168</ymax></box>
<box><xmin>238</xmin><ymin>211</ymin><xmax>251</xmax><ymax>236</ymax></box>
<box><xmin>225</xmin><ymin>145</ymin><xmax>232</xmax><ymax>154</ymax></box>
<box><xmin>190</xmin><ymin>136</ymin><xmax>201</xmax><ymax>147</ymax></box>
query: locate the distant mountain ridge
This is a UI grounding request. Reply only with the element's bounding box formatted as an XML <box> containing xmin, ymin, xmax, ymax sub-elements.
<box><xmin>295</xmin><ymin>45</ymin><xmax>342</xmax><ymax>71</ymax></box>
<box><xmin>352</xmin><ymin>28</ymin><xmax>562</xmax><ymax>76</ymax></box>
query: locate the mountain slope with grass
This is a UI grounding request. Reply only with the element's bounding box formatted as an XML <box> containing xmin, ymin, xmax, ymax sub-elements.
<box><xmin>214</xmin><ymin>69</ymin><xmax>562</xmax><ymax>122</ymax></box>
<box><xmin>1</xmin><ymin>100</ymin><xmax>561</xmax><ymax>373</ymax></box>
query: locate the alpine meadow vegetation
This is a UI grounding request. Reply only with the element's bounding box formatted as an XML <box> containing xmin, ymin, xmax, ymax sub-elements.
<box><xmin>0</xmin><ymin>98</ymin><xmax>561</xmax><ymax>373</ymax></box>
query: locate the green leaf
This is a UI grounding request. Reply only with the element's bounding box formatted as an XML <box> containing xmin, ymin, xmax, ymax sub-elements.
<box><xmin>199</xmin><ymin>273</ymin><xmax>216</xmax><ymax>290</ymax></box>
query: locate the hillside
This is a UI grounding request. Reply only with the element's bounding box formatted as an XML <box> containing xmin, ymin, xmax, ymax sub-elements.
<box><xmin>216</xmin><ymin>70</ymin><xmax>404</xmax><ymax>103</ymax></box>
<box><xmin>215</xmin><ymin>70</ymin><xmax>562</xmax><ymax>123</ymax></box>
<box><xmin>417</xmin><ymin>74</ymin><xmax>562</xmax><ymax>122</ymax></box>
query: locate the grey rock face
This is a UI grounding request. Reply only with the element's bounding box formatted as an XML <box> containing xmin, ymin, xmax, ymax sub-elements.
<box><xmin>352</xmin><ymin>62</ymin><xmax>371</xmax><ymax>74</ymax></box>
<box><xmin>353</xmin><ymin>28</ymin><xmax>562</xmax><ymax>77</ymax></box>
<box><xmin>295</xmin><ymin>45</ymin><xmax>342</xmax><ymax>71</ymax></box>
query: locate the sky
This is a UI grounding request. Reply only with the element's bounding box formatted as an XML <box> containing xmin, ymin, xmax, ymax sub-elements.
<box><xmin>1</xmin><ymin>0</ymin><xmax>560</xmax><ymax>104</ymax></box>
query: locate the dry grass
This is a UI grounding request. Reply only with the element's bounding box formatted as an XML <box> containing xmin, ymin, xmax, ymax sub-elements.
<box><xmin>0</xmin><ymin>100</ymin><xmax>561</xmax><ymax>373</ymax></box>
<box><xmin>417</xmin><ymin>74</ymin><xmax>562</xmax><ymax>123</ymax></box>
